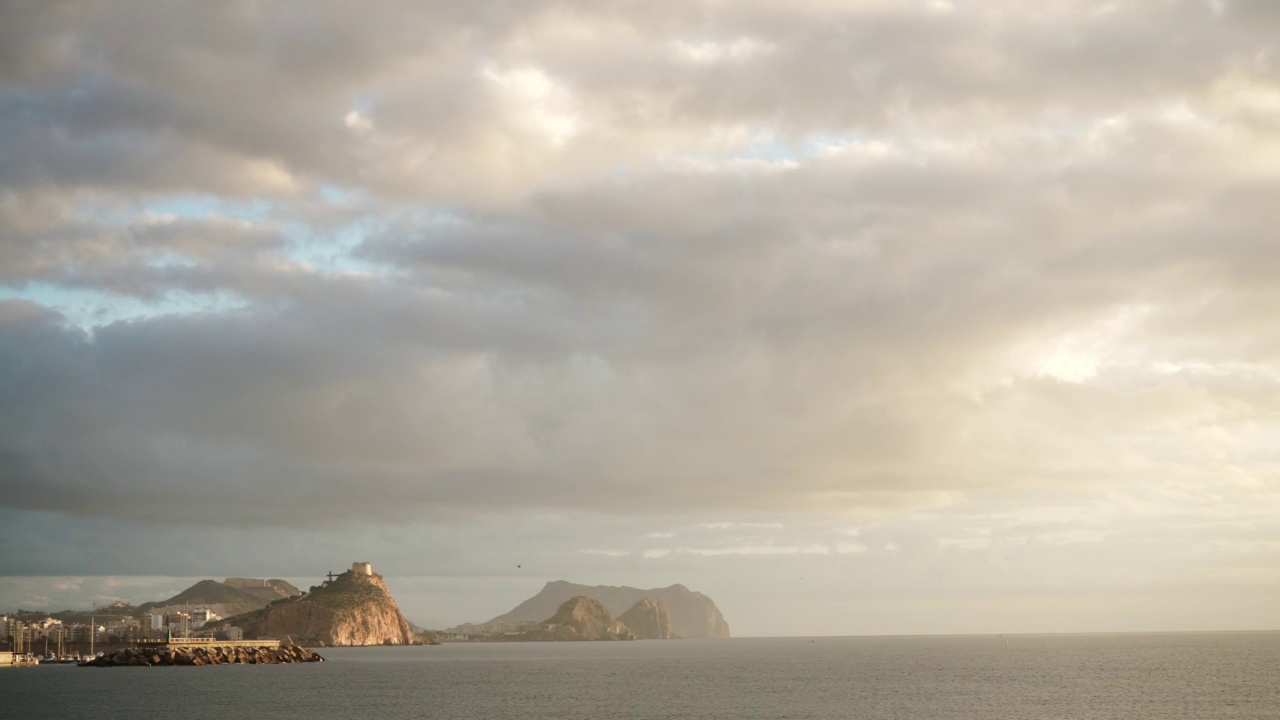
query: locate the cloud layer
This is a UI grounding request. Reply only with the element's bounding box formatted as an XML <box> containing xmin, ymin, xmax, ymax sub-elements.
<box><xmin>3</xmin><ymin>0</ymin><xmax>1278</xmax><ymax>632</ymax></box>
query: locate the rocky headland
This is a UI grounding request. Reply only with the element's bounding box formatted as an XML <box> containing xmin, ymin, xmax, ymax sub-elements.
<box><xmin>489</xmin><ymin>580</ymin><xmax>730</xmax><ymax>638</ymax></box>
<box><xmin>209</xmin><ymin>563</ymin><xmax>415</xmax><ymax>646</ymax></box>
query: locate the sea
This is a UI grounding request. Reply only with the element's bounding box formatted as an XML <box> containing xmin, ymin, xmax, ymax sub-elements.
<box><xmin>4</xmin><ymin>632</ymin><xmax>1278</xmax><ymax>719</ymax></box>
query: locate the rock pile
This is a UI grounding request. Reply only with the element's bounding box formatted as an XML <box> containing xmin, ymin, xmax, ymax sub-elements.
<box><xmin>79</xmin><ymin>644</ymin><xmax>325</xmax><ymax>667</ymax></box>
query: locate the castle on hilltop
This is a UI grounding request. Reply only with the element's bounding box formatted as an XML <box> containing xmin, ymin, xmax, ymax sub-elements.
<box><xmin>351</xmin><ymin>561</ymin><xmax>372</xmax><ymax>576</ymax></box>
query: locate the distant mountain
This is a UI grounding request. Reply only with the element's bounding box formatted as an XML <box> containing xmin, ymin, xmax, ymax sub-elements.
<box><xmin>489</xmin><ymin>580</ymin><xmax>730</xmax><ymax>638</ymax></box>
<box><xmin>223</xmin><ymin>577</ymin><xmax>302</xmax><ymax>605</ymax></box>
<box><xmin>6</xmin><ymin>604</ymin><xmax>136</xmax><ymax>622</ymax></box>
<box><xmin>136</xmin><ymin>578</ymin><xmax>299</xmax><ymax>617</ymax></box>
<box><xmin>211</xmin><ymin>566</ymin><xmax>415</xmax><ymax>646</ymax></box>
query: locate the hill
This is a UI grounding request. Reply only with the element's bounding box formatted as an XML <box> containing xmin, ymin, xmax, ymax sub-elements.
<box><xmin>136</xmin><ymin>578</ymin><xmax>299</xmax><ymax>617</ymax></box>
<box><xmin>488</xmin><ymin>580</ymin><xmax>730</xmax><ymax>638</ymax></box>
<box><xmin>209</xmin><ymin>563</ymin><xmax>415</xmax><ymax>646</ymax></box>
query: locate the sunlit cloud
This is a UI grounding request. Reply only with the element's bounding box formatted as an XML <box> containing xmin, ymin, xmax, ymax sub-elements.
<box><xmin>2</xmin><ymin>0</ymin><xmax>1278</xmax><ymax>635</ymax></box>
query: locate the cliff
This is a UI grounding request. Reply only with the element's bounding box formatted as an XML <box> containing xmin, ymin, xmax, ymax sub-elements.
<box><xmin>214</xmin><ymin>570</ymin><xmax>415</xmax><ymax>646</ymax></box>
<box><xmin>512</xmin><ymin>596</ymin><xmax>636</xmax><ymax>641</ymax></box>
<box><xmin>617</xmin><ymin>597</ymin><xmax>674</xmax><ymax>639</ymax></box>
<box><xmin>490</xmin><ymin>580</ymin><xmax>730</xmax><ymax>638</ymax></box>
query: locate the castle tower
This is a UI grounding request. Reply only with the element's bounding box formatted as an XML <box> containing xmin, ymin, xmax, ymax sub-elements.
<box><xmin>352</xmin><ymin>561</ymin><xmax>372</xmax><ymax>575</ymax></box>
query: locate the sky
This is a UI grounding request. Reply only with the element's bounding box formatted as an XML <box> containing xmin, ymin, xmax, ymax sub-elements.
<box><xmin>2</xmin><ymin>0</ymin><xmax>1279</xmax><ymax>637</ymax></box>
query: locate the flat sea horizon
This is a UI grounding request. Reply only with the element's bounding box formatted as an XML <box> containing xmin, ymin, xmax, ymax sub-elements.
<box><xmin>5</xmin><ymin>631</ymin><xmax>1278</xmax><ymax>719</ymax></box>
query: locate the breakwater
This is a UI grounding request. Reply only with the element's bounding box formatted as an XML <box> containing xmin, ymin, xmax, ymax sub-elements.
<box><xmin>80</xmin><ymin>642</ymin><xmax>324</xmax><ymax>667</ymax></box>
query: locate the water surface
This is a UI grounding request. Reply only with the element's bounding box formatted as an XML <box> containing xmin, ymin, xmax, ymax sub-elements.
<box><xmin>5</xmin><ymin>632</ymin><xmax>1278</xmax><ymax>719</ymax></box>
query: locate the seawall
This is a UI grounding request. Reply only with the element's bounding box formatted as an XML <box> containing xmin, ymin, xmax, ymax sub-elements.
<box><xmin>80</xmin><ymin>641</ymin><xmax>324</xmax><ymax>667</ymax></box>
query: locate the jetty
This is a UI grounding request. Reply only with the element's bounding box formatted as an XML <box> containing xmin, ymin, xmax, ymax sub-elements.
<box><xmin>79</xmin><ymin>638</ymin><xmax>324</xmax><ymax>667</ymax></box>
<box><xmin>138</xmin><ymin>637</ymin><xmax>281</xmax><ymax>650</ymax></box>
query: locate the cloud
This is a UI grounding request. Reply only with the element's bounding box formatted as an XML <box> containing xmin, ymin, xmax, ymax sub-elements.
<box><xmin>2</xmin><ymin>1</ymin><xmax>1279</xmax><ymax>524</ymax></box>
<box><xmin>2</xmin><ymin>0</ymin><xmax>1279</xmax><ymax>632</ymax></box>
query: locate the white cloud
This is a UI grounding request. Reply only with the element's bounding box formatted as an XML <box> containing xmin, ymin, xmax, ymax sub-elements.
<box><xmin>671</xmin><ymin>37</ymin><xmax>775</xmax><ymax>64</ymax></box>
<box><xmin>700</xmin><ymin>522</ymin><xmax>785</xmax><ymax>530</ymax></box>
<box><xmin>676</xmin><ymin>545</ymin><xmax>829</xmax><ymax>556</ymax></box>
<box><xmin>482</xmin><ymin>64</ymin><xmax>582</xmax><ymax>146</ymax></box>
<box><xmin>344</xmin><ymin>109</ymin><xmax>373</xmax><ymax>132</ymax></box>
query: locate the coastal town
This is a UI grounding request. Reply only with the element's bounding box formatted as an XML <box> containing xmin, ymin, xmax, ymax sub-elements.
<box><xmin>0</xmin><ymin>562</ymin><xmax>422</xmax><ymax>667</ymax></box>
<box><xmin>2</xmin><ymin>603</ymin><xmax>249</xmax><ymax>666</ymax></box>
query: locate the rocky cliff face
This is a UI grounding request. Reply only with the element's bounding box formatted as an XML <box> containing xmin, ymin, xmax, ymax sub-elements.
<box><xmin>490</xmin><ymin>580</ymin><xmax>730</xmax><ymax>638</ymax></box>
<box><xmin>617</xmin><ymin>597</ymin><xmax>674</xmax><ymax>639</ymax></box>
<box><xmin>515</xmin><ymin>596</ymin><xmax>636</xmax><ymax>641</ymax></box>
<box><xmin>222</xmin><ymin>571</ymin><xmax>415</xmax><ymax>647</ymax></box>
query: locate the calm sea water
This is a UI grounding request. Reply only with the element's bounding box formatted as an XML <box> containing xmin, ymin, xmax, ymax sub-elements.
<box><xmin>4</xmin><ymin>633</ymin><xmax>1279</xmax><ymax>719</ymax></box>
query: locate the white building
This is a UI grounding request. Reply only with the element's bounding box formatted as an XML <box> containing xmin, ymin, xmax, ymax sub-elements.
<box><xmin>189</xmin><ymin>608</ymin><xmax>220</xmax><ymax>628</ymax></box>
<box><xmin>352</xmin><ymin>561</ymin><xmax>372</xmax><ymax>575</ymax></box>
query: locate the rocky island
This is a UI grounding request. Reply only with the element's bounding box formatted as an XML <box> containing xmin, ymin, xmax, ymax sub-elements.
<box><xmin>616</xmin><ymin>597</ymin><xmax>675</xmax><ymax>640</ymax></box>
<box><xmin>482</xmin><ymin>594</ymin><xmax>686</xmax><ymax>641</ymax></box>
<box><xmin>507</xmin><ymin>596</ymin><xmax>637</xmax><ymax>641</ymax></box>
<box><xmin>486</xmin><ymin>580</ymin><xmax>729</xmax><ymax>638</ymax></box>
